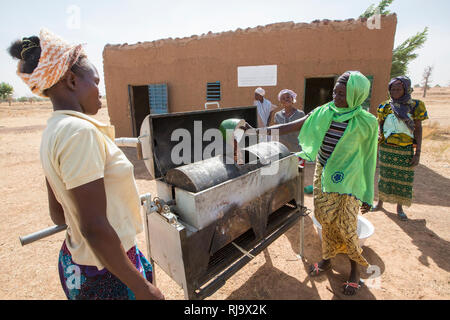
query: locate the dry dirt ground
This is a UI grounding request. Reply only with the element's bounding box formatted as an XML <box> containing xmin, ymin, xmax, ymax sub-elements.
<box><xmin>1</xmin><ymin>88</ymin><xmax>449</xmax><ymax>300</ymax></box>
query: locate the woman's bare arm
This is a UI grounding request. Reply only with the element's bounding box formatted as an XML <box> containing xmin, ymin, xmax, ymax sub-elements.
<box><xmin>411</xmin><ymin>120</ymin><xmax>422</xmax><ymax>166</ymax></box>
<box><xmin>267</xmin><ymin>104</ymin><xmax>283</xmax><ymax>125</ymax></box>
<box><xmin>378</xmin><ymin>120</ymin><xmax>384</xmax><ymax>141</ymax></box>
<box><xmin>242</xmin><ymin>113</ymin><xmax>310</xmax><ymax>137</ymax></box>
<box><xmin>257</xmin><ymin>113</ymin><xmax>264</xmax><ymax>128</ymax></box>
<box><xmin>70</xmin><ymin>178</ymin><xmax>164</xmax><ymax>300</ymax></box>
<box><xmin>263</xmin><ymin>113</ymin><xmax>310</xmax><ymax>135</ymax></box>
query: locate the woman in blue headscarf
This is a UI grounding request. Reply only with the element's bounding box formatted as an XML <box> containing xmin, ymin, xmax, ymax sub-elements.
<box><xmin>373</xmin><ymin>76</ymin><xmax>429</xmax><ymax>220</ymax></box>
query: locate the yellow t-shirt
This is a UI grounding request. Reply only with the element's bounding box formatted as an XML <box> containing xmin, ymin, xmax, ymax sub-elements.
<box><xmin>377</xmin><ymin>99</ymin><xmax>429</xmax><ymax>146</ymax></box>
<box><xmin>40</xmin><ymin>110</ymin><xmax>143</xmax><ymax>269</ymax></box>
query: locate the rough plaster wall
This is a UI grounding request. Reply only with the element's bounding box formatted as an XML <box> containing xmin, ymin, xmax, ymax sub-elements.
<box><xmin>103</xmin><ymin>15</ymin><xmax>397</xmax><ymax>137</ymax></box>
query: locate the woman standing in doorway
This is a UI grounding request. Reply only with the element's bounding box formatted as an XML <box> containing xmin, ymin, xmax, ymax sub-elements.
<box><xmin>8</xmin><ymin>29</ymin><xmax>164</xmax><ymax>300</ymax></box>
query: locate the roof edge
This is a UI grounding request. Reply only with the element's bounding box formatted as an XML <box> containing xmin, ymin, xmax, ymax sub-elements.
<box><xmin>104</xmin><ymin>14</ymin><xmax>397</xmax><ymax>51</ymax></box>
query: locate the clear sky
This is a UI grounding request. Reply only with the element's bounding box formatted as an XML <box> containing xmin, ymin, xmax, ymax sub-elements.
<box><xmin>1</xmin><ymin>0</ymin><xmax>449</xmax><ymax>97</ymax></box>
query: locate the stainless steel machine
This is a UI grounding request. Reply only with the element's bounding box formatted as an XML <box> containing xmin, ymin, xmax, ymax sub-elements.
<box><xmin>19</xmin><ymin>106</ymin><xmax>307</xmax><ymax>300</ymax></box>
<box><xmin>137</xmin><ymin>106</ymin><xmax>306</xmax><ymax>299</ymax></box>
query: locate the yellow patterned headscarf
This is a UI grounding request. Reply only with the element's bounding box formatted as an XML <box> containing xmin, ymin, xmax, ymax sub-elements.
<box><xmin>17</xmin><ymin>28</ymin><xmax>84</xmax><ymax>97</ymax></box>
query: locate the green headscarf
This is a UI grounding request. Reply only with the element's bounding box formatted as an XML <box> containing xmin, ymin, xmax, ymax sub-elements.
<box><xmin>296</xmin><ymin>71</ymin><xmax>378</xmax><ymax>206</ymax></box>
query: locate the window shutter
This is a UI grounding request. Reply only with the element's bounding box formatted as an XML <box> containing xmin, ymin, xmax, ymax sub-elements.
<box><xmin>148</xmin><ymin>83</ymin><xmax>168</xmax><ymax>114</ymax></box>
<box><xmin>206</xmin><ymin>81</ymin><xmax>221</xmax><ymax>101</ymax></box>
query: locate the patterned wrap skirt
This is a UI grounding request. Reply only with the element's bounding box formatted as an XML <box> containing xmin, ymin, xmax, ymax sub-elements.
<box><xmin>378</xmin><ymin>142</ymin><xmax>415</xmax><ymax>207</ymax></box>
<box><xmin>58</xmin><ymin>241</ymin><xmax>153</xmax><ymax>300</ymax></box>
<box><xmin>313</xmin><ymin>162</ymin><xmax>368</xmax><ymax>267</ymax></box>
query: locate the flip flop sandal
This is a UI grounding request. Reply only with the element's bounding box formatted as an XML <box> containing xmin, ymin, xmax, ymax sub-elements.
<box><xmin>343</xmin><ymin>281</ymin><xmax>361</xmax><ymax>295</ymax></box>
<box><xmin>398</xmin><ymin>211</ymin><xmax>408</xmax><ymax>221</ymax></box>
<box><xmin>309</xmin><ymin>262</ymin><xmax>331</xmax><ymax>276</ymax></box>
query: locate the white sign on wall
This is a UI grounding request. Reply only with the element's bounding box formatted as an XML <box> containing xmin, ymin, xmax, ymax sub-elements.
<box><xmin>237</xmin><ymin>65</ymin><xmax>278</xmax><ymax>87</ymax></box>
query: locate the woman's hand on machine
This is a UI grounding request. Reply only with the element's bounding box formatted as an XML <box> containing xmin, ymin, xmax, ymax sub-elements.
<box><xmin>238</xmin><ymin>123</ymin><xmax>270</xmax><ymax>136</ymax></box>
<box><xmin>238</xmin><ymin>122</ymin><xmax>254</xmax><ymax>132</ymax></box>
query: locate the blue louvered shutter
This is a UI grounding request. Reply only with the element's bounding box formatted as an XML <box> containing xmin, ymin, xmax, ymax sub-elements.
<box><xmin>148</xmin><ymin>84</ymin><xmax>168</xmax><ymax>114</ymax></box>
<box><xmin>206</xmin><ymin>81</ymin><xmax>221</xmax><ymax>101</ymax></box>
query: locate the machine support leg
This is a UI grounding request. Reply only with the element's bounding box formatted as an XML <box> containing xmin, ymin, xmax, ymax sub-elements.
<box><xmin>142</xmin><ymin>193</ymin><xmax>156</xmax><ymax>286</ymax></box>
<box><xmin>299</xmin><ymin>215</ymin><xmax>305</xmax><ymax>259</ymax></box>
<box><xmin>297</xmin><ymin>165</ymin><xmax>306</xmax><ymax>260</ymax></box>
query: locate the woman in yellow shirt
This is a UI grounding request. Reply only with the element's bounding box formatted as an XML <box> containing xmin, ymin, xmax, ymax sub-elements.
<box><xmin>9</xmin><ymin>29</ymin><xmax>164</xmax><ymax>300</ymax></box>
<box><xmin>373</xmin><ymin>76</ymin><xmax>428</xmax><ymax>220</ymax></box>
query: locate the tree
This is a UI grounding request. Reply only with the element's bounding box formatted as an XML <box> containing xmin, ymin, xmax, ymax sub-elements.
<box><xmin>359</xmin><ymin>0</ymin><xmax>394</xmax><ymax>18</ymax></box>
<box><xmin>0</xmin><ymin>82</ymin><xmax>14</xmax><ymax>100</ymax></box>
<box><xmin>391</xmin><ymin>28</ymin><xmax>428</xmax><ymax>78</ymax></box>
<box><xmin>421</xmin><ymin>66</ymin><xmax>433</xmax><ymax>98</ymax></box>
<box><xmin>360</xmin><ymin>1</ymin><xmax>429</xmax><ymax>78</ymax></box>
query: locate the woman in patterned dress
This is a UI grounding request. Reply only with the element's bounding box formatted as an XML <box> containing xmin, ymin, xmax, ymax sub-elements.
<box><xmin>242</xmin><ymin>71</ymin><xmax>378</xmax><ymax>295</ymax></box>
<box><xmin>372</xmin><ymin>76</ymin><xmax>428</xmax><ymax>220</ymax></box>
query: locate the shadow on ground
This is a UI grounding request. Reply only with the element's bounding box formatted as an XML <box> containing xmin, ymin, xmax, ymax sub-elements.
<box><xmin>284</xmin><ymin>215</ymin><xmax>381</xmax><ymax>300</ymax></box>
<box><xmin>382</xmin><ymin>209</ymin><xmax>450</xmax><ymax>272</ymax></box>
<box><xmin>226</xmin><ymin>249</ymin><xmax>322</xmax><ymax>300</ymax></box>
<box><xmin>409</xmin><ymin>164</ymin><xmax>450</xmax><ymax>207</ymax></box>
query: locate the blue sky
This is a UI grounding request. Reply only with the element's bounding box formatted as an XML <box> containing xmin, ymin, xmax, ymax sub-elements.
<box><xmin>1</xmin><ymin>0</ymin><xmax>449</xmax><ymax>97</ymax></box>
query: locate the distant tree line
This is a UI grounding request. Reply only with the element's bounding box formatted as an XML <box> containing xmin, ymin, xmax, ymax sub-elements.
<box><xmin>1</xmin><ymin>96</ymin><xmax>49</xmax><ymax>103</ymax></box>
<box><xmin>0</xmin><ymin>81</ymin><xmax>50</xmax><ymax>105</ymax></box>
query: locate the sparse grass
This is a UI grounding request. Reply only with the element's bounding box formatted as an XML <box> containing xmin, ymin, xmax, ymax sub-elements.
<box><xmin>422</xmin><ymin>121</ymin><xmax>441</xmax><ymax>140</ymax></box>
<box><xmin>422</xmin><ymin>121</ymin><xmax>450</xmax><ymax>163</ymax></box>
<box><xmin>423</xmin><ymin>120</ymin><xmax>450</xmax><ymax>140</ymax></box>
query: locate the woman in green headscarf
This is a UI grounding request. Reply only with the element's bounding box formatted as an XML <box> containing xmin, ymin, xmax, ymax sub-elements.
<box><xmin>243</xmin><ymin>71</ymin><xmax>378</xmax><ymax>296</ymax></box>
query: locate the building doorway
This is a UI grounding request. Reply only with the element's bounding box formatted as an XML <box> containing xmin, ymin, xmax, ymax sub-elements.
<box><xmin>303</xmin><ymin>77</ymin><xmax>336</xmax><ymax>114</ymax></box>
<box><xmin>128</xmin><ymin>84</ymin><xmax>169</xmax><ymax>137</ymax></box>
<box><xmin>128</xmin><ymin>85</ymin><xmax>150</xmax><ymax>137</ymax></box>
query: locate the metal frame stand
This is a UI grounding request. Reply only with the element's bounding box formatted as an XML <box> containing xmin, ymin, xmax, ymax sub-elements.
<box><xmin>141</xmin><ymin>193</ymin><xmax>157</xmax><ymax>286</ymax></box>
<box><xmin>297</xmin><ymin>165</ymin><xmax>308</xmax><ymax>260</ymax></box>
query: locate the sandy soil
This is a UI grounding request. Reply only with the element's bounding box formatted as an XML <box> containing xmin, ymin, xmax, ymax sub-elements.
<box><xmin>0</xmin><ymin>89</ymin><xmax>449</xmax><ymax>300</ymax></box>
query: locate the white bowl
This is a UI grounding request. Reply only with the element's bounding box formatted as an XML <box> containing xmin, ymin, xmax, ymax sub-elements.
<box><xmin>311</xmin><ymin>214</ymin><xmax>375</xmax><ymax>247</ymax></box>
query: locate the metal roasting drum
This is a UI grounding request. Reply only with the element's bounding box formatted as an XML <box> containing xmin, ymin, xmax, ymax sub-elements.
<box><xmin>165</xmin><ymin>155</ymin><xmax>245</xmax><ymax>193</ymax></box>
<box><xmin>165</xmin><ymin>142</ymin><xmax>291</xmax><ymax>193</ymax></box>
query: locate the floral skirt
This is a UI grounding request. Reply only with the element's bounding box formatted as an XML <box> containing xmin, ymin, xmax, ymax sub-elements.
<box><xmin>58</xmin><ymin>241</ymin><xmax>153</xmax><ymax>300</ymax></box>
<box><xmin>313</xmin><ymin>163</ymin><xmax>368</xmax><ymax>267</ymax></box>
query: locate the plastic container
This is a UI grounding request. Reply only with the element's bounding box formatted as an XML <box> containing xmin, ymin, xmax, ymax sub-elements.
<box><xmin>311</xmin><ymin>214</ymin><xmax>375</xmax><ymax>247</ymax></box>
<box><xmin>219</xmin><ymin>118</ymin><xmax>245</xmax><ymax>144</ymax></box>
<box><xmin>304</xmin><ymin>185</ymin><xmax>313</xmax><ymax>194</ymax></box>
